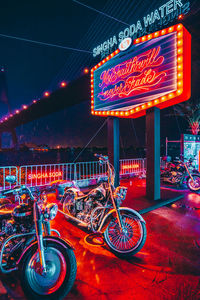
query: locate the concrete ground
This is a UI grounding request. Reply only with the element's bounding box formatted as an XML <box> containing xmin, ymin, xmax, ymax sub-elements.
<box><xmin>0</xmin><ymin>178</ymin><xmax>200</xmax><ymax>300</ymax></box>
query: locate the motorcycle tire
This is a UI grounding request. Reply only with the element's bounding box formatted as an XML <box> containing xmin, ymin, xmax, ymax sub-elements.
<box><xmin>187</xmin><ymin>174</ymin><xmax>200</xmax><ymax>192</ymax></box>
<box><xmin>104</xmin><ymin>212</ymin><xmax>146</xmax><ymax>258</ymax></box>
<box><xmin>20</xmin><ymin>241</ymin><xmax>77</xmax><ymax>300</ymax></box>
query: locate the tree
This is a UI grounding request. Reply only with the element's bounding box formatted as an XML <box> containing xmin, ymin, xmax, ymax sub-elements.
<box><xmin>172</xmin><ymin>98</ymin><xmax>200</xmax><ymax>135</ymax></box>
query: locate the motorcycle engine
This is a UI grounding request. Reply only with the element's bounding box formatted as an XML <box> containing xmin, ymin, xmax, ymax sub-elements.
<box><xmin>10</xmin><ymin>203</ymin><xmax>34</xmax><ymax>233</ymax></box>
<box><xmin>74</xmin><ymin>186</ymin><xmax>106</xmax><ymax>224</ymax></box>
<box><xmin>2</xmin><ymin>219</ymin><xmax>16</xmax><ymax>235</ymax></box>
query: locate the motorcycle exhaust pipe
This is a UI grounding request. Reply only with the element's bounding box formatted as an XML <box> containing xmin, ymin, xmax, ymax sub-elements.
<box><xmin>58</xmin><ymin>209</ymin><xmax>88</xmax><ymax>227</ymax></box>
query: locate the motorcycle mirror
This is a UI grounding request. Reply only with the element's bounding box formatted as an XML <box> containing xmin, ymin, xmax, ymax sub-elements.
<box><xmin>5</xmin><ymin>175</ymin><xmax>16</xmax><ymax>184</ymax></box>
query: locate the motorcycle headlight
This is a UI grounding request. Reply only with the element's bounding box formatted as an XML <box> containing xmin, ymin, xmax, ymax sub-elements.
<box><xmin>45</xmin><ymin>203</ymin><xmax>58</xmax><ymax>220</ymax></box>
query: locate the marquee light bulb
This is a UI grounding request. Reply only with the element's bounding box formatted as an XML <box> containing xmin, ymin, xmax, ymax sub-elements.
<box><xmin>44</xmin><ymin>91</ymin><xmax>50</xmax><ymax>97</ymax></box>
<box><xmin>84</xmin><ymin>68</ymin><xmax>89</xmax><ymax>74</ymax></box>
<box><xmin>60</xmin><ymin>81</ymin><xmax>67</xmax><ymax>87</ymax></box>
<box><xmin>177</xmin><ymin>24</ymin><xmax>183</xmax><ymax>30</ymax></box>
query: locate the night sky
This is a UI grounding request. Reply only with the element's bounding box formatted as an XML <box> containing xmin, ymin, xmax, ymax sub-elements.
<box><xmin>0</xmin><ymin>0</ymin><xmax>200</xmax><ymax>149</ymax></box>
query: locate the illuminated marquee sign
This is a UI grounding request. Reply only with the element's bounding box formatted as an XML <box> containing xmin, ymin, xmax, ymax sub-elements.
<box><xmin>91</xmin><ymin>24</ymin><xmax>191</xmax><ymax>118</ymax></box>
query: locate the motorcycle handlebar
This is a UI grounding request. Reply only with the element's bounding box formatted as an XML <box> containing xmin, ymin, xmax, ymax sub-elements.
<box><xmin>2</xmin><ymin>185</ymin><xmax>35</xmax><ymax>201</ymax></box>
<box><xmin>3</xmin><ymin>186</ymin><xmax>22</xmax><ymax>194</ymax></box>
<box><xmin>94</xmin><ymin>154</ymin><xmax>109</xmax><ymax>161</ymax></box>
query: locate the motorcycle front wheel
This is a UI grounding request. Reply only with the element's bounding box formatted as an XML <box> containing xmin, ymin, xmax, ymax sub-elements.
<box><xmin>20</xmin><ymin>241</ymin><xmax>77</xmax><ymax>300</ymax></box>
<box><xmin>187</xmin><ymin>174</ymin><xmax>200</xmax><ymax>192</ymax></box>
<box><xmin>104</xmin><ymin>212</ymin><xmax>146</xmax><ymax>258</ymax></box>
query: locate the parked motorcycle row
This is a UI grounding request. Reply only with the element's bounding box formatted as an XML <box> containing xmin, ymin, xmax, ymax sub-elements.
<box><xmin>0</xmin><ymin>154</ymin><xmax>199</xmax><ymax>299</ymax></box>
<box><xmin>0</xmin><ymin>154</ymin><xmax>147</xmax><ymax>299</ymax></box>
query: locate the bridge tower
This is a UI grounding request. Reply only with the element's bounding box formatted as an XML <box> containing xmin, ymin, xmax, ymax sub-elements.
<box><xmin>0</xmin><ymin>67</ymin><xmax>18</xmax><ymax>149</ymax></box>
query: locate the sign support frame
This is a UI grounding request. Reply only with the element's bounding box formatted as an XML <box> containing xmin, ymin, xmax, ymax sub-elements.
<box><xmin>107</xmin><ymin>117</ymin><xmax>120</xmax><ymax>187</ymax></box>
<box><xmin>146</xmin><ymin>107</ymin><xmax>161</xmax><ymax>200</ymax></box>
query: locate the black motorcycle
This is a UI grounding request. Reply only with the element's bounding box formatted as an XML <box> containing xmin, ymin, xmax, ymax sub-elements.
<box><xmin>0</xmin><ymin>176</ymin><xmax>77</xmax><ymax>299</ymax></box>
<box><xmin>161</xmin><ymin>157</ymin><xmax>200</xmax><ymax>192</ymax></box>
<box><xmin>59</xmin><ymin>154</ymin><xmax>147</xmax><ymax>258</ymax></box>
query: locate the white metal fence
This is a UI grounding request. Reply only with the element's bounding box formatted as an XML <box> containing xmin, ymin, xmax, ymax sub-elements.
<box><xmin>0</xmin><ymin>158</ymin><xmax>148</xmax><ymax>190</ymax></box>
<box><xmin>19</xmin><ymin>163</ymin><xmax>75</xmax><ymax>187</ymax></box>
<box><xmin>120</xmin><ymin>159</ymin><xmax>144</xmax><ymax>176</ymax></box>
<box><xmin>0</xmin><ymin>166</ymin><xmax>18</xmax><ymax>190</ymax></box>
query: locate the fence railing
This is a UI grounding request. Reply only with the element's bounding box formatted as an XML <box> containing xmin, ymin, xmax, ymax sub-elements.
<box><xmin>19</xmin><ymin>163</ymin><xmax>75</xmax><ymax>187</ymax></box>
<box><xmin>0</xmin><ymin>158</ymin><xmax>148</xmax><ymax>189</ymax></box>
<box><xmin>120</xmin><ymin>159</ymin><xmax>144</xmax><ymax>176</ymax></box>
<box><xmin>0</xmin><ymin>166</ymin><xmax>18</xmax><ymax>190</ymax></box>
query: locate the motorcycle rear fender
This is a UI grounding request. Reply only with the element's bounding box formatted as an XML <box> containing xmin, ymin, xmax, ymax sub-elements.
<box><xmin>98</xmin><ymin>207</ymin><xmax>146</xmax><ymax>233</ymax></box>
<box><xmin>17</xmin><ymin>236</ymin><xmax>74</xmax><ymax>266</ymax></box>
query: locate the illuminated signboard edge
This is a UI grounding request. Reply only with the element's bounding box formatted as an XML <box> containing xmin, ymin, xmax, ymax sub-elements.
<box><xmin>91</xmin><ymin>23</ymin><xmax>191</xmax><ymax>119</ymax></box>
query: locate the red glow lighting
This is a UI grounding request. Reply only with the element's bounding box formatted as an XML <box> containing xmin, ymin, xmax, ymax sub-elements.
<box><xmin>178</xmin><ymin>14</ymin><xmax>183</xmax><ymax>19</ymax></box>
<box><xmin>23</xmin><ymin>105</ymin><xmax>27</xmax><ymax>109</ymax></box>
<box><xmin>44</xmin><ymin>91</ymin><xmax>50</xmax><ymax>97</ymax></box>
<box><xmin>60</xmin><ymin>81</ymin><xmax>67</xmax><ymax>87</ymax></box>
<box><xmin>33</xmin><ymin>99</ymin><xmax>37</xmax><ymax>103</ymax></box>
<box><xmin>84</xmin><ymin>68</ymin><xmax>89</xmax><ymax>74</ymax></box>
<box><xmin>16</xmin><ymin>110</ymin><xmax>19</xmax><ymax>114</ymax></box>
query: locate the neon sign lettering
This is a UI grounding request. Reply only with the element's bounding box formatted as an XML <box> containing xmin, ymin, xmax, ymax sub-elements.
<box><xmin>93</xmin><ymin>0</ymin><xmax>190</xmax><ymax>58</ymax></box>
<box><xmin>28</xmin><ymin>172</ymin><xmax>62</xmax><ymax>180</ymax></box>
<box><xmin>98</xmin><ymin>47</ymin><xmax>166</xmax><ymax>101</ymax></box>
<box><xmin>122</xmin><ymin>164</ymin><xmax>139</xmax><ymax>170</ymax></box>
<box><xmin>99</xmin><ymin>47</ymin><xmax>164</xmax><ymax>86</ymax></box>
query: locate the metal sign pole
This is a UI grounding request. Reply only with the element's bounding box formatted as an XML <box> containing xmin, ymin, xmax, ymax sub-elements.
<box><xmin>107</xmin><ymin>117</ymin><xmax>120</xmax><ymax>187</ymax></box>
<box><xmin>146</xmin><ymin>107</ymin><xmax>160</xmax><ymax>201</ymax></box>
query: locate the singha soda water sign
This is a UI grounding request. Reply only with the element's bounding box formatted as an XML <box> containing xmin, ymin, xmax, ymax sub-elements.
<box><xmin>91</xmin><ymin>24</ymin><xmax>191</xmax><ymax>118</ymax></box>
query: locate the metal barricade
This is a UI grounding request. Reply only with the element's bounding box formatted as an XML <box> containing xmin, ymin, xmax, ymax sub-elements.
<box><xmin>75</xmin><ymin>161</ymin><xmax>107</xmax><ymax>182</ymax></box>
<box><xmin>120</xmin><ymin>159</ymin><xmax>145</xmax><ymax>176</ymax></box>
<box><xmin>0</xmin><ymin>157</ymin><xmax>167</xmax><ymax>189</ymax></box>
<box><xmin>19</xmin><ymin>163</ymin><xmax>74</xmax><ymax>187</ymax></box>
<box><xmin>0</xmin><ymin>166</ymin><xmax>18</xmax><ymax>190</ymax></box>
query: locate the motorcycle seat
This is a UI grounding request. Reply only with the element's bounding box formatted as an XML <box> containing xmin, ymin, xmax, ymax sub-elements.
<box><xmin>0</xmin><ymin>204</ymin><xmax>15</xmax><ymax>220</ymax></box>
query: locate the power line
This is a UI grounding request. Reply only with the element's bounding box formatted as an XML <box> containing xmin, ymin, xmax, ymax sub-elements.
<box><xmin>73</xmin><ymin>118</ymin><xmax>108</xmax><ymax>163</ymax></box>
<box><xmin>0</xmin><ymin>33</ymin><xmax>92</xmax><ymax>54</ymax></box>
<box><xmin>72</xmin><ymin>0</ymin><xmax>129</xmax><ymax>26</ymax></box>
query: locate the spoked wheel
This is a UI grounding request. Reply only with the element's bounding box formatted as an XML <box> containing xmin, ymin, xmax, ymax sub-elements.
<box><xmin>104</xmin><ymin>213</ymin><xmax>146</xmax><ymax>258</ymax></box>
<box><xmin>187</xmin><ymin>174</ymin><xmax>200</xmax><ymax>192</ymax></box>
<box><xmin>20</xmin><ymin>241</ymin><xmax>77</xmax><ymax>300</ymax></box>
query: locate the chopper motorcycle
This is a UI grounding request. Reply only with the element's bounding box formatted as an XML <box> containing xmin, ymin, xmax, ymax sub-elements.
<box><xmin>161</xmin><ymin>157</ymin><xmax>200</xmax><ymax>192</ymax></box>
<box><xmin>0</xmin><ymin>176</ymin><xmax>77</xmax><ymax>300</ymax></box>
<box><xmin>60</xmin><ymin>154</ymin><xmax>147</xmax><ymax>258</ymax></box>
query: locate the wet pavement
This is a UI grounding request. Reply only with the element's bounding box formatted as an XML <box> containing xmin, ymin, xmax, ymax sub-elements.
<box><xmin>0</xmin><ymin>178</ymin><xmax>200</xmax><ymax>300</ymax></box>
